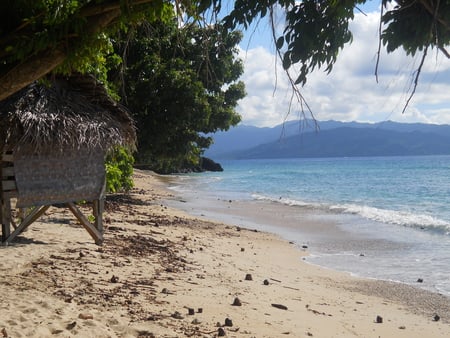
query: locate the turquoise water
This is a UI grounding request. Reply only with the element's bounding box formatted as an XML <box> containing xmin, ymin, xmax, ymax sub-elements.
<box><xmin>169</xmin><ymin>156</ymin><xmax>450</xmax><ymax>295</ymax></box>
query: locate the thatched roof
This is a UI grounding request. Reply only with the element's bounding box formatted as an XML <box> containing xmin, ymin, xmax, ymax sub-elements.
<box><xmin>0</xmin><ymin>74</ymin><xmax>136</xmax><ymax>154</ymax></box>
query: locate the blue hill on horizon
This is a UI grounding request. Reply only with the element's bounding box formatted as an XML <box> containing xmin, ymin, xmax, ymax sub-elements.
<box><xmin>204</xmin><ymin>120</ymin><xmax>450</xmax><ymax>159</ymax></box>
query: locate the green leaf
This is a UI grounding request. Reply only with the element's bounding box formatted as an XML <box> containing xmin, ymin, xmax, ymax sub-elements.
<box><xmin>276</xmin><ymin>36</ymin><xmax>284</xmax><ymax>50</ymax></box>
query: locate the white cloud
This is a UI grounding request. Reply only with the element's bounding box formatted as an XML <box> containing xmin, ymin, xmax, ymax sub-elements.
<box><xmin>236</xmin><ymin>10</ymin><xmax>450</xmax><ymax>127</ymax></box>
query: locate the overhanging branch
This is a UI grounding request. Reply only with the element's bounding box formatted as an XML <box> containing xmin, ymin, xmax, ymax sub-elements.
<box><xmin>0</xmin><ymin>8</ymin><xmax>121</xmax><ymax>101</ymax></box>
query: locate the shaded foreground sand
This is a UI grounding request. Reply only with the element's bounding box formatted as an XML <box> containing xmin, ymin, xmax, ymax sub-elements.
<box><xmin>0</xmin><ymin>169</ymin><xmax>449</xmax><ymax>337</ymax></box>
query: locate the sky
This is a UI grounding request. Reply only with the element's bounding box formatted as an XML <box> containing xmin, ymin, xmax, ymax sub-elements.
<box><xmin>229</xmin><ymin>2</ymin><xmax>450</xmax><ymax>127</ymax></box>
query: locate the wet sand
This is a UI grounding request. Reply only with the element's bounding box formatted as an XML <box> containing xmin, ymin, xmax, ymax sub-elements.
<box><xmin>0</xmin><ymin>169</ymin><xmax>449</xmax><ymax>337</ymax></box>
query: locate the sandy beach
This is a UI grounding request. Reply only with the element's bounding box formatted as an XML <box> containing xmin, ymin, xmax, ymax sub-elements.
<box><xmin>1</xmin><ymin>169</ymin><xmax>449</xmax><ymax>337</ymax></box>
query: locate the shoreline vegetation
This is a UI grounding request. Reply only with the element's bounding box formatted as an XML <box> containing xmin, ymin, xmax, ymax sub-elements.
<box><xmin>0</xmin><ymin>169</ymin><xmax>449</xmax><ymax>337</ymax></box>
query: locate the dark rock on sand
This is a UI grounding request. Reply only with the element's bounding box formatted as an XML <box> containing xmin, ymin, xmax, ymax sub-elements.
<box><xmin>232</xmin><ymin>297</ymin><xmax>242</xmax><ymax>306</ymax></box>
<box><xmin>66</xmin><ymin>321</ymin><xmax>77</xmax><ymax>330</ymax></box>
<box><xmin>224</xmin><ymin>318</ymin><xmax>233</xmax><ymax>327</ymax></box>
<box><xmin>376</xmin><ymin>315</ymin><xmax>383</xmax><ymax>323</ymax></box>
<box><xmin>218</xmin><ymin>327</ymin><xmax>226</xmax><ymax>336</ymax></box>
<box><xmin>244</xmin><ymin>274</ymin><xmax>253</xmax><ymax>281</ymax></box>
<box><xmin>263</xmin><ymin>279</ymin><xmax>270</xmax><ymax>286</ymax></box>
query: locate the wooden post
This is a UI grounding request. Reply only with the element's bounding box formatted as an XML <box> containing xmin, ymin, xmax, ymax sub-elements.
<box><xmin>67</xmin><ymin>202</ymin><xmax>103</xmax><ymax>245</ymax></box>
<box><xmin>1</xmin><ymin>150</ymin><xmax>14</xmax><ymax>243</ymax></box>
<box><xmin>1</xmin><ymin>199</ymin><xmax>10</xmax><ymax>243</ymax></box>
<box><xmin>4</xmin><ymin>205</ymin><xmax>50</xmax><ymax>245</ymax></box>
<box><xmin>93</xmin><ymin>198</ymin><xmax>104</xmax><ymax>235</ymax></box>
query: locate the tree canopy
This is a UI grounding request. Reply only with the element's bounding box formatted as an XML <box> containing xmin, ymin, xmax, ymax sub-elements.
<box><xmin>113</xmin><ymin>19</ymin><xmax>244</xmax><ymax>172</ymax></box>
<box><xmin>1</xmin><ymin>1</ymin><xmax>449</xmax><ymax>104</ymax></box>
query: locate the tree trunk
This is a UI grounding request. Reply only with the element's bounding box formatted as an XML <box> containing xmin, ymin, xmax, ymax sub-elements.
<box><xmin>0</xmin><ymin>9</ymin><xmax>121</xmax><ymax>101</ymax></box>
<box><xmin>0</xmin><ymin>49</ymin><xmax>66</xmax><ymax>101</ymax></box>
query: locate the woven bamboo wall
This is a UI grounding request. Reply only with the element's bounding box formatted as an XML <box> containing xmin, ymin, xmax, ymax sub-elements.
<box><xmin>13</xmin><ymin>149</ymin><xmax>105</xmax><ymax>208</ymax></box>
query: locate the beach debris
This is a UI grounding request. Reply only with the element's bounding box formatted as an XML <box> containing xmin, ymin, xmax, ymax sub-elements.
<box><xmin>232</xmin><ymin>297</ymin><xmax>242</xmax><ymax>306</ymax></box>
<box><xmin>110</xmin><ymin>275</ymin><xmax>119</xmax><ymax>283</ymax></box>
<box><xmin>161</xmin><ymin>288</ymin><xmax>173</xmax><ymax>294</ymax></box>
<box><xmin>375</xmin><ymin>315</ymin><xmax>383</xmax><ymax>323</ymax></box>
<box><xmin>240</xmin><ymin>247</ymin><xmax>245</xmax><ymax>252</ymax></box>
<box><xmin>171</xmin><ymin>311</ymin><xmax>184</xmax><ymax>319</ymax></box>
<box><xmin>244</xmin><ymin>274</ymin><xmax>253</xmax><ymax>281</ymax></box>
<box><xmin>66</xmin><ymin>321</ymin><xmax>77</xmax><ymax>330</ymax></box>
<box><xmin>302</xmin><ymin>244</ymin><xmax>308</xmax><ymax>249</ymax></box>
<box><xmin>263</xmin><ymin>279</ymin><xmax>270</xmax><ymax>286</ymax></box>
<box><xmin>218</xmin><ymin>327</ymin><xmax>226</xmax><ymax>336</ymax></box>
<box><xmin>359</xmin><ymin>253</ymin><xmax>365</xmax><ymax>257</ymax></box>
<box><xmin>136</xmin><ymin>330</ymin><xmax>155</xmax><ymax>337</ymax></box>
<box><xmin>197</xmin><ymin>308</ymin><xmax>203</xmax><ymax>313</ymax></box>
<box><xmin>417</xmin><ymin>278</ymin><xmax>424</xmax><ymax>283</ymax></box>
<box><xmin>224</xmin><ymin>318</ymin><xmax>233</xmax><ymax>327</ymax></box>
<box><xmin>1</xmin><ymin>327</ymin><xmax>7</xmax><ymax>337</ymax></box>
<box><xmin>191</xmin><ymin>318</ymin><xmax>201</xmax><ymax>325</ymax></box>
<box><xmin>272</xmin><ymin>303</ymin><xmax>288</xmax><ymax>310</ymax></box>
<box><xmin>433</xmin><ymin>314</ymin><xmax>440</xmax><ymax>322</ymax></box>
<box><xmin>187</xmin><ymin>308</ymin><xmax>195</xmax><ymax>315</ymax></box>
<box><xmin>51</xmin><ymin>329</ymin><xmax>64</xmax><ymax>335</ymax></box>
<box><xmin>399</xmin><ymin>325</ymin><xmax>406</xmax><ymax>329</ymax></box>
<box><xmin>78</xmin><ymin>313</ymin><xmax>94</xmax><ymax>320</ymax></box>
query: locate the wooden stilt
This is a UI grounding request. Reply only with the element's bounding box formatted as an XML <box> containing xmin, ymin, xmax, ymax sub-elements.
<box><xmin>93</xmin><ymin>198</ymin><xmax>104</xmax><ymax>235</ymax></box>
<box><xmin>67</xmin><ymin>202</ymin><xmax>103</xmax><ymax>245</ymax></box>
<box><xmin>1</xmin><ymin>199</ymin><xmax>10</xmax><ymax>243</ymax></box>
<box><xmin>4</xmin><ymin>205</ymin><xmax>50</xmax><ymax>245</ymax></box>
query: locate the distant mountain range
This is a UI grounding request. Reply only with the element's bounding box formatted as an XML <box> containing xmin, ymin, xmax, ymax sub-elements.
<box><xmin>204</xmin><ymin>120</ymin><xmax>450</xmax><ymax>159</ymax></box>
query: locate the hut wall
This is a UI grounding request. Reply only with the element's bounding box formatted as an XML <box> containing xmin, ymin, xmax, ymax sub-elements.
<box><xmin>13</xmin><ymin>149</ymin><xmax>106</xmax><ymax>208</ymax></box>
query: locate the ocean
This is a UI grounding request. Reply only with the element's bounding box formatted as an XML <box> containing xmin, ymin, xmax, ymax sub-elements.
<box><xmin>167</xmin><ymin>155</ymin><xmax>450</xmax><ymax>296</ymax></box>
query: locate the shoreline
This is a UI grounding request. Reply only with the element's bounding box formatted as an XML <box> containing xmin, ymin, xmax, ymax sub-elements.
<box><xmin>0</xmin><ymin>169</ymin><xmax>448</xmax><ymax>337</ymax></box>
<box><xmin>166</xmin><ymin>177</ymin><xmax>450</xmax><ymax>298</ymax></box>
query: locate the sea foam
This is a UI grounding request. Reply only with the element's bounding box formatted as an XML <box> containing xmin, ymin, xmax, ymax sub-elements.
<box><xmin>252</xmin><ymin>193</ymin><xmax>450</xmax><ymax>234</ymax></box>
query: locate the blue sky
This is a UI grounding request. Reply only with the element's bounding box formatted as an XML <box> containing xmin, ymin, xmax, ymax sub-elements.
<box><xmin>230</xmin><ymin>2</ymin><xmax>450</xmax><ymax>127</ymax></box>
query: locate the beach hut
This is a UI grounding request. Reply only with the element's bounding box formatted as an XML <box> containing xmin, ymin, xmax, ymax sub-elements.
<box><xmin>0</xmin><ymin>74</ymin><xmax>136</xmax><ymax>245</ymax></box>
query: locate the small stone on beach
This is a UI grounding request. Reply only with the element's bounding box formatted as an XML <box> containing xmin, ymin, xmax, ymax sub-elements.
<box><xmin>417</xmin><ymin>278</ymin><xmax>423</xmax><ymax>283</ymax></box>
<box><xmin>433</xmin><ymin>314</ymin><xmax>440</xmax><ymax>322</ymax></box>
<box><xmin>224</xmin><ymin>318</ymin><xmax>233</xmax><ymax>327</ymax></box>
<box><xmin>376</xmin><ymin>315</ymin><xmax>383</xmax><ymax>323</ymax></box>
<box><xmin>271</xmin><ymin>303</ymin><xmax>288</xmax><ymax>310</ymax></box>
<box><xmin>110</xmin><ymin>275</ymin><xmax>119</xmax><ymax>283</ymax></box>
<box><xmin>218</xmin><ymin>327</ymin><xmax>226</xmax><ymax>336</ymax></box>
<box><xmin>66</xmin><ymin>321</ymin><xmax>77</xmax><ymax>330</ymax></box>
<box><xmin>78</xmin><ymin>313</ymin><xmax>94</xmax><ymax>320</ymax></box>
<box><xmin>244</xmin><ymin>274</ymin><xmax>253</xmax><ymax>281</ymax></box>
<box><xmin>188</xmin><ymin>308</ymin><xmax>195</xmax><ymax>315</ymax></box>
<box><xmin>232</xmin><ymin>297</ymin><xmax>242</xmax><ymax>306</ymax></box>
<box><xmin>171</xmin><ymin>311</ymin><xmax>183</xmax><ymax>319</ymax></box>
<box><xmin>263</xmin><ymin>279</ymin><xmax>269</xmax><ymax>285</ymax></box>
